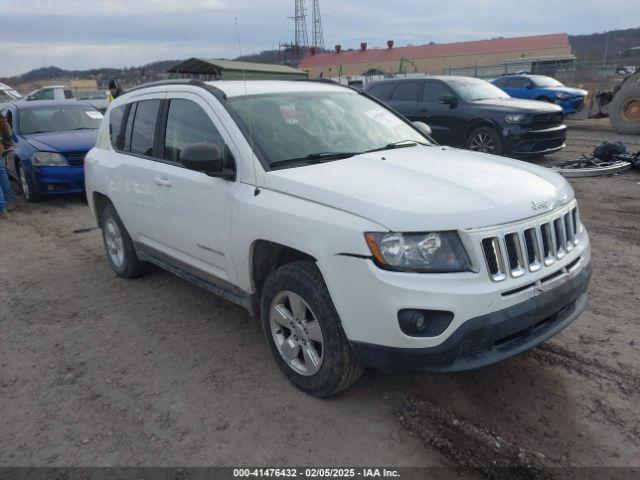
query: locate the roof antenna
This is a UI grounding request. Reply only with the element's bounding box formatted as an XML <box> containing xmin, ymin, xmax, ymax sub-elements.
<box><xmin>234</xmin><ymin>16</ymin><xmax>260</xmax><ymax>197</ymax></box>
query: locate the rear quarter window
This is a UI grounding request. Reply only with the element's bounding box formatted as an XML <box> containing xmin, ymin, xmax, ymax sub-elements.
<box><xmin>108</xmin><ymin>105</ymin><xmax>126</xmax><ymax>149</ymax></box>
<box><xmin>367</xmin><ymin>83</ymin><xmax>392</xmax><ymax>99</ymax></box>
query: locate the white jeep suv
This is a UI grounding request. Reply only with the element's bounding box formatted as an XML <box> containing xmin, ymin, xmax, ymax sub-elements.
<box><xmin>85</xmin><ymin>79</ymin><xmax>591</xmax><ymax>397</ymax></box>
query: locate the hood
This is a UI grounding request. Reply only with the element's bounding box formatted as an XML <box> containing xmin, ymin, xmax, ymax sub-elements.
<box><xmin>472</xmin><ymin>97</ymin><xmax>563</xmax><ymax>113</ymax></box>
<box><xmin>22</xmin><ymin>129</ymin><xmax>98</xmax><ymax>153</ymax></box>
<box><xmin>264</xmin><ymin>146</ymin><xmax>573</xmax><ymax>231</ymax></box>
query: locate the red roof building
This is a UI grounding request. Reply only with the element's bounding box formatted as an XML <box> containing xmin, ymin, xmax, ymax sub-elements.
<box><xmin>299</xmin><ymin>33</ymin><xmax>571</xmax><ymax>77</ymax></box>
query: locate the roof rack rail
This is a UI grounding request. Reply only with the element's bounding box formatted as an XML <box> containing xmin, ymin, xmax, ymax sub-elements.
<box><xmin>124</xmin><ymin>79</ymin><xmax>227</xmax><ymax>100</ymax></box>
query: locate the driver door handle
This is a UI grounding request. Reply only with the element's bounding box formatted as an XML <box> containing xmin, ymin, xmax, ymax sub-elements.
<box><xmin>154</xmin><ymin>176</ymin><xmax>172</xmax><ymax>187</ymax></box>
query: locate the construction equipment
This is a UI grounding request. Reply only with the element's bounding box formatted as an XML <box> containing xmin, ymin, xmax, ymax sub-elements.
<box><xmin>398</xmin><ymin>57</ymin><xmax>418</xmax><ymax>75</ymax></box>
<box><xmin>583</xmin><ymin>70</ymin><xmax>640</xmax><ymax>135</ymax></box>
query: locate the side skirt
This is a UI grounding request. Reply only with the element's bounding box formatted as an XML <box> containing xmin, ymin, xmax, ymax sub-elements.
<box><xmin>136</xmin><ymin>250</ymin><xmax>258</xmax><ymax>316</ymax></box>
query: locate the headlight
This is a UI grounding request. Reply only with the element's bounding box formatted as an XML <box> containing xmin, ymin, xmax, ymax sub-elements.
<box><xmin>31</xmin><ymin>152</ymin><xmax>68</xmax><ymax>166</ymax></box>
<box><xmin>555</xmin><ymin>92</ymin><xmax>571</xmax><ymax>100</ymax></box>
<box><xmin>504</xmin><ymin>113</ymin><xmax>528</xmax><ymax>124</ymax></box>
<box><xmin>364</xmin><ymin>231</ymin><xmax>471</xmax><ymax>272</ymax></box>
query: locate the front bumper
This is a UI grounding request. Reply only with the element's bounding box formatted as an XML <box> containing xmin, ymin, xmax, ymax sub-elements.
<box><xmin>503</xmin><ymin>124</ymin><xmax>567</xmax><ymax>156</ymax></box>
<box><xmin>351</xmin><ymin>261</ymin><xmax>591</xmax><ymax>373</ymax></box>
<box><xmin>556</xmin><ymin>97</ymin><xmax>585</xmax><ymax>114</ymax></box>
<box><xmin>32</xmin><ymin>165</ymin><xmax>85</xmax><ymax>195</ymax></box>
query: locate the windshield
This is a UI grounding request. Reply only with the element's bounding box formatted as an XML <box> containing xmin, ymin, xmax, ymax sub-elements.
<box><xmin>19</xmin><ymin>106</ymin><xmax>102</xmax><ymax>135</ymax></box>
<box><xmin>532</xmin><ymin>76</ymin><xmax>564</xmax><ymax>88</ymax></box>
<box><xmin>445</xmin><ymin>78</ymin><xmax>510</xmax><ymax>101</ymax></box>
<box><xmin>226</xmin><ymin>91</ymin><xmax>430</xmax><ymax>168</ymax></box>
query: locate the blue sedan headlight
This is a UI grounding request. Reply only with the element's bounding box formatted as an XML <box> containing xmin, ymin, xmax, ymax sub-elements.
<box><xmin>555</xmin><ymin>92</ymin><xmax>571</xmax><ymax>100</ymax></box>
<box><xmin>31</xmin><ymin>152</ymin><xmax>68</xmax><ymax>166</ymax></box>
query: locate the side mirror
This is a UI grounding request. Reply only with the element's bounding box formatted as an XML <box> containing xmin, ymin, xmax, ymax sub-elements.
<box><xmin>180</xmin><ymin>143</ymin><xmax>234</xmax><ymax>179</ymax></box>
<box><xmin>412</xmin><ymin>121</ymin><xmax>432</xmax><ymax>136</ymax></box>
<box><xmin>439</xmin><ymin>94</ymin><xmax>457</xmax><ymax>106</ymax></box>
<box><xmin>525</xmin><ymin>83</ymin><xmax>533</xmax><ymax>89</ymax></box>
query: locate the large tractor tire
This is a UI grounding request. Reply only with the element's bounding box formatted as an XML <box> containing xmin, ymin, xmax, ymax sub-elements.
<box><xmin>609</xmin><ymin>83</ymin><xmax>640</xmax><ymax>135</ymax></box>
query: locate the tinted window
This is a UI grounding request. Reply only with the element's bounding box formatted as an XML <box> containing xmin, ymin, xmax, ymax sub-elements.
<box><xmin>422</xmin><ymin>81</ymin><xmax>451</xmax><ymax>102</ymax></box>
<box><xmin>130</xmin><ymin>99</ymin><xmax>160</xmax><ymax>156</ymax></box>
<box><xmin>123</xmin><ymin>103</ymin><xmax>137</xmax><ymax>152</ymax></box>
<box><xmin>164</xmin><ymin>99</ymin><xmax>224</xmax><ymax>163</ymax></box>
<box><xmin>64</xmin><ymin>89</ymin><xmax>74</xmax><ymax>99</ymax></box>
<box><xmin>367</xmin><ymin>84</ymin><xmax>392</xmax><ymax>99</ymax></box>
<box><xmin>506</xmin><ymin>77</ymin><xmax>529</xmax><ymax>88</ymax></box>
<box><xmin>390</xmin><ymin>82</ymin><xmax>420</xmax><ymax>102</ymax></box>
<box><xmin>109</xmin><ymin>105</ymin><xmax>126</xmax><ymax>149</ymax></box>
<box><xmin>492</xmin><ymin>77</ymin><xmax>508</xmax><ymax>87</ymax></box>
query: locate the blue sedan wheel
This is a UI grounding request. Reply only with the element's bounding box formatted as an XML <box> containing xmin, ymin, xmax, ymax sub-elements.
<box><xmin>17</xmin><ymin>162</ymin><xmax>40</xmax><ymax>203</ymax></box>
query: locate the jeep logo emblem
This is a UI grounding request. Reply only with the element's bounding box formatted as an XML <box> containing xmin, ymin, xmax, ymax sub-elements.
<box><xmin>531</xmin><ymin>200</ymin><xmax>549</xmax><ymax>211</ymax></box>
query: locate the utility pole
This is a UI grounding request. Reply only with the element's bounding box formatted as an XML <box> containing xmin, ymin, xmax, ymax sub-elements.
<box><xmin>311</xmin><ymin>0</ymin><xmax>325</xmax><ymax>50</ymax></box>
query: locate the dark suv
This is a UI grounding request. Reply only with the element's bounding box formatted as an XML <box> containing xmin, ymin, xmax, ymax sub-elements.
<box><xmin>366</xmin><ymin>76</ymin><xmax>567</xmax><ymax>157</ymax></box>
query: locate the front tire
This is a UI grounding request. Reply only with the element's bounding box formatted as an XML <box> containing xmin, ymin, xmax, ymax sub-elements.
<box><xmin>17</xmin><ymin>161</ymin><xmax>40</xmax><ymax>202</ymax></box>
<box><xmin>609</xmin><ymin>83</ymin><xmax>640</xmax><ymax>135</ymax></box>
<box><xmin>261</xmin><ymin>261</ymin><xmax>364</xmax><ymax>397</ymax></box>
<box><xmin>100</xmin><ymin>204</ymin><xmax>147</xmax><ymax>278</ymax></box>
<box><xmin>466</xmin><ymin>126</ymin><xmax>503</xmax><ymax>155</ymax></box>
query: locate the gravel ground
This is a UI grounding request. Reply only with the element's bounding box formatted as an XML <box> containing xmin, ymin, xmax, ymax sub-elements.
<box><xmin>1</xmin><ymin>119</ymin><xmax>639</xmax><ymax>477</ymax></box>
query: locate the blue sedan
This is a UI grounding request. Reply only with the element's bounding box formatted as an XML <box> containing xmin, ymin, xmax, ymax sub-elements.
<box><xmin>491</xmin><ymin>74</ymin><xmax>588</xmax><ymax>114</ymax></box>
<box><xmin>0</xmin><ymin>100</ymin><xmax>101</xmax><ymax>201</ymax></box>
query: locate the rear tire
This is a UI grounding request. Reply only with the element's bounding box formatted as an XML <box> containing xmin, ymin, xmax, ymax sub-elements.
<box><xmin>466</xmin><ymin>126</ymin><xmax>503</xmax><ymax>155</ymax></box>
<box><xmin>609</xmin><ymin>84</ymin><xmax>640</xmax><ymax>135</ymax></box>
<box><xmin>261</xmin><ymin>261</ymin><xmax>364</xmax><ymax>397</ymax></box>
<box><xmin>100</xmin><ymin>203</ymin><xmax>147</xmax><ymax>278</ymax></box>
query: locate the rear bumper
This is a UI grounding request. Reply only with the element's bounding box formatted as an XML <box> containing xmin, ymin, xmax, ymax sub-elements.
<box><xmin>350</xmin><ymin>261</ymin><xmax>591</xmax><ymax>374</ymax></box>
<box><xmin>503</xmin><ymin>124</ymin><xmax>567</xmax><ymax>156</ymax></box>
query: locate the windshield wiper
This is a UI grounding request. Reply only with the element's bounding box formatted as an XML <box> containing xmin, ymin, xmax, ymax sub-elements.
<box><xmin>270</xmin><ymin>151</ymin><xmax>358</xmax><ymax>169</ymax></box>
<box><xmin>365</xmin><ymin>139</ymin><xmax>429</xmax><ymax>153</ymax></box>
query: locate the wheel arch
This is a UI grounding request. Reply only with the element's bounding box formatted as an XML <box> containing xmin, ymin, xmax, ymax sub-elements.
<box><xmin>465</xmin><ymin>118</ymin><xmax>500</xmax><ymax>140</ymax></box>
<box><xmin>250</xmin><ymin>240</ymin><xmax>317</xmax><ymax>296</ymax></box>
<box><xmin>92</xmin><ymin>191</ymin><xmax>112</xmax><ymax>225</ymax></box>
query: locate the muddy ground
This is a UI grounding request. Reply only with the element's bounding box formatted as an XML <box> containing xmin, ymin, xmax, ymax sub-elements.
<box><xmin>0</xmin><ymin>119</ymin><xmax>639</xmax><ymax>477</ymax></box>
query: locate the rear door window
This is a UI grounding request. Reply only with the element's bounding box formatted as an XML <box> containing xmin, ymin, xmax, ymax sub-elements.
<box><xmin>506</xmin><ymin>77</ymin><xmax>528</xmax><ymax>88</ymax></box>
<box><xmin>130</xmin><ymin>99</ymin><xmax>161</xmax><ymax>157</ymax></box>
<box><xmin>390</xmin><ymin>82</ymin><xmax>421</xmax><ymax>102</ymax></box>
<box><xmin>163</xmin><ymin>99</ymin><xmax>225</xmax><ymax>163</ymax></box>
<box><xmin>421</xmin><ymin>80</ymin><xmax>452</xmax><ymax>102</ymax></box>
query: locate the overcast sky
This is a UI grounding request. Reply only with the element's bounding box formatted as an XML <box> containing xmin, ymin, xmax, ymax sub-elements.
<box><xmin>1</xmin><ymin>0</ymin><xmax>638</xmax><ymax>77</ymax></box>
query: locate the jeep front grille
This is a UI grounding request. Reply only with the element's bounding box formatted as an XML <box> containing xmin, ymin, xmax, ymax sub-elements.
<box><xmin>482</xmin><ymin>207</ymin><xmax>580</xmax><ymax>282</ymax></box>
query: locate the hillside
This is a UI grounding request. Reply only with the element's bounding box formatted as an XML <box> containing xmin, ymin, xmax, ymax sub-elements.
<box><xmin>569</xmin><ymin>27</ymin><xmax>640</xmax><ymax>63</ymax></box>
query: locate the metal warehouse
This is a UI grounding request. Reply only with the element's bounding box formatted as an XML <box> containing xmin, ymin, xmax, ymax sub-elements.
<box><xmin>298</xmin><ymin>33</ymin><xmax>572</xmax><ymax>78</ymax></box>
<box><xmin>167</xmin><ymin>58</ymin><xmax>308</xmax><ymax>80</ymax></box>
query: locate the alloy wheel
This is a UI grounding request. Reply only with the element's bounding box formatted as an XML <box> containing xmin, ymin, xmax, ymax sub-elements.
<box><xmin>19</xmin><ymin>165</ymin><xmax>30</xmax><ymax>200</ymax></box>
<box><xmin>469</xmin><ymin>132</ymin><xmax>496</xmax><ymax>153</ymax></box>
<box><xmin>104</xmin><ymin>218</ymin><xmax>125</xmax><ymax>268</ymax></box>
<box><xmin>269</xmin><ymin>291</ymin><xmax>324</xmax><ymax>376</ymax></box>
